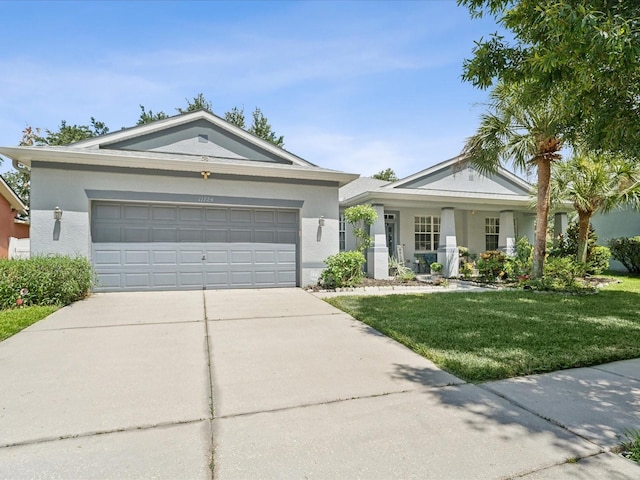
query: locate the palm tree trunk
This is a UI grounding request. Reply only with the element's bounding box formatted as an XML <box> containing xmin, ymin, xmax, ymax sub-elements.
<box><xmin>577</xmin><ymin>211</ymin><xmax>591</xmax><ymax>263</ymax></box>
<box><xmin>533</xmin><ymin>159</ymin><xmax>552</xmax><ymax>278</ymax></box>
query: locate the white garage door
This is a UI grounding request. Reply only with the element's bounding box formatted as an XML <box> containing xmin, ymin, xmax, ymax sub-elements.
<box><xmin>91</xmin><ymin>201</ymin><xmax>298</xmax><ymax>291</ymax></box>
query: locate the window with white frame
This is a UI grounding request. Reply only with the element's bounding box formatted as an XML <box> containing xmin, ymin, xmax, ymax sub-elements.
<box><xmin>339</xmin><ymin>213</ymin><xmax>346</xmax><ymax>251</ymax></box>
<box><xmin>485</xmin><ymin>217</ymin><xmax>499</xmax><ymax>251</ymax></box>
<box><xmin>414</xmin><ymin>216</ymin><xmax>440</xmax><ymax>251</ymax></box>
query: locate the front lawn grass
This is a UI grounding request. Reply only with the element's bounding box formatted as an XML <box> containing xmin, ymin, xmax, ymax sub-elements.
<box><xmin>325</xmin><ymin>275</ymin><xmax>640</xmax><ymax>383</ymax></box>
<box><xmin>0</xmin><ymin>306</ymin><xmax>59</xmax><ymax>342</ymax></box>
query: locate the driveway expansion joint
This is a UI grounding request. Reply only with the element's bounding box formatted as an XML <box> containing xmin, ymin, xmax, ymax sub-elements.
<box><xmin>24</xmin><ymin>319</ymin><xmax>203</xmax><ymax>332</ymax></box>
<box><xmin>206</xmin><ymin>312</ymin><xmax>344</xmax><ymax>322</ymax></box>
<box><xmin>0</xmin><ymin>418</ymin><xmax>209</xmax><ymax>450</ymax></box>
<box><xmin>507</xmin><ymin>451</ymin><xmax>609</xmax><ymax>479</ymax></box>
<box><xmin>591</xmin><ymin>365</ymin><xmax>640</xmax><ymax>382</ymax></box>
<box><xmin>215</xmin><ymin>384</ymin><xmax>463</xmax><ymax>420</ymax></box>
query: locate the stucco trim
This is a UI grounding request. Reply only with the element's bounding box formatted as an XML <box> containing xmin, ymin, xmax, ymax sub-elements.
<box><xmin>31</xmin><ymin>161</ymin><xmax>340</xmax><ymax>187</ymax></box>
<box><xmin>85</xmin><ymin>190</ymin><xmax>305</xmax><ymax>209</ymax></box>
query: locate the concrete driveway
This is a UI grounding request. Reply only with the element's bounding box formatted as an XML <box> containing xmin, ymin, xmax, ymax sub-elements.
<box><xmin>0</xmin><ymin>288</ymin><xmax>638</xmax><ymax>479</ymax></box>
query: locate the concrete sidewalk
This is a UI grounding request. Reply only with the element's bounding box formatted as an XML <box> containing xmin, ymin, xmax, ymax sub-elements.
<box><xmin>0</xmin><ymin>288</ymin><xmax>638</xmax><ymax>479</ymax></box>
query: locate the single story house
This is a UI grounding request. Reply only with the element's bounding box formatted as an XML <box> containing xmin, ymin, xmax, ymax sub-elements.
<box><xmin>0</xmin><ymin>175</ymin><xmax>29</xmax><ymax>258</ymax></box>
<box><xmin>0</xmin><ymin>110</ymin><xmax>357</xmax><ymax>291</ymax></box>
<box><xmin>340</xmin><ymin>156</ymin><xmax>571</xmax><ymax>278</ymax></box>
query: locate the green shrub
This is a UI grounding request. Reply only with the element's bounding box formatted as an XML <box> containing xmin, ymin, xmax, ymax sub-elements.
<box><xmin>396</xmin><ymin>264</ymin><xmax>416</xmax><ymax>282</ymax></box>
<box><xmin>0</xmin><ymin>255</ymin><xmax>94</xmax><ymax>310</ymax></box>
<box><xmin>429</xmin><ymin>262</ymin><xmax>443</xmax><ymax>274</ymax></box>
<box><xmin>609</xmin><ymin>236</ymin><xmax>640</xmax><ymax>273</ymax></box>
<box><xmin>587</xmin><ymin>245</ymin><xmax>610</xmax><ymax>274</ymax></box>
<box><xmin>544</xmin><ymin>256</ymin><xmax>586</xmax><ymax>285</ymax></box>
<box><xmin>505</xmin><ymin>237</ymin><xmax>533</xmax><ymax>278</ymax></box>
<box><xmin>319</xmin><ymin>251</ymin><xmax>366</xmax><ymax>288</ymax></box>
<box><xmin>550</xmin><ymin>221</ymin><xmax>608</xmax><ymax>274</ymax></box>
<box><xmin>477</xmin><ymin>250</ymin><xmax>507</xmax><ymax>281</ymax></box>
<box><xmin>460</xmin><ymin>262</ymin><xmax>474</xmax><ymax>280</ymax></box>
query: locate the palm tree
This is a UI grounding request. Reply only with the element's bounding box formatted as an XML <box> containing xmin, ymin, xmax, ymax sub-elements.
<box><xmin>551</xmin><ymin>151</ymin><xmax>640</xmax><ymax>263</ymax></box>
<box><xmin>462</xmin><ymin>82</ymin><xmax>563</xmax><ymax>278</ymax></box>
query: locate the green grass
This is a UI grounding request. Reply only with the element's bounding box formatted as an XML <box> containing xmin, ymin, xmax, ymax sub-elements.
<box><xmin>0</xmin><ymin>306</ymin><xmax>59</xmax><ymax>342</ymax></box>
<box><xmin>325</xmin><ymin>274</ymin><xmax>640</xmax><ymax>383</ymax></box>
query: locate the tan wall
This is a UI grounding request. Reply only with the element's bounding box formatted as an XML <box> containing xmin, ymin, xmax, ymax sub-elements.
<box><xmin>0</xmin><ymin>196</ymin><xmax>29</xmax><ymax>258</ymax></box>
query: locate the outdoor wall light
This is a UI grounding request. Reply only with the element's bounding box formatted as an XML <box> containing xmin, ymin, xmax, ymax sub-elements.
<box><xmin>318</xmin><ymin>216</ymin><xmax>325</xmax><ymax>227</ymax></box>
<box><xmin>53</xmin><ymin>206</ymin><xmax>63</xmax><ymax>221</ymax></box>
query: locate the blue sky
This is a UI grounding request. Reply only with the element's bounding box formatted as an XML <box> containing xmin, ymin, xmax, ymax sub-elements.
<box><xmin>0</xmin><ymin>0</ymin><xmax>503</xmax><ymax>178</ymax></box>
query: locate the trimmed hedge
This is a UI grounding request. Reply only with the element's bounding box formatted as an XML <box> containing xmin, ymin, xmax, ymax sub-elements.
<box><xmin>0</xmin><ymin>255</ymin><xmax>94</xmax><ymax>309</ymax></box>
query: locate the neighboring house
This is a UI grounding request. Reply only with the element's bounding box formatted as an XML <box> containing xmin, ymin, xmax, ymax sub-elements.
<box><xmin>0</xmin><ymin>110</ymin><xmax>357</xmax><ymax>291</ymax></box>
<box><xmin>340</xmin><ymin>156</ymin><xmax>570</xmax><ymax>278</ymax></box>
<box><xmin>591</xmin><ymin>208</ymin><xmax>640</xmax><ymax>272</ymax></box>
<box><xmin>0</xmin><ymin>175</ymin><xmax>29</xmax><ymax>258</ymax></box>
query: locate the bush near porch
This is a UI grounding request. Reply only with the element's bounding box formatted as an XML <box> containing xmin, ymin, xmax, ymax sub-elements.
<box><xmin>326</xmin><ymin>274</ymin><xmax>640</xmax><ymax>382</ymax></box>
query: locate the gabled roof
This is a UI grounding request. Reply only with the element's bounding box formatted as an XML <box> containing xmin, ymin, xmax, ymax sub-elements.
<box><xmin>73</xmin><ymin>109</ymin><xmax>314</xmax><ymax>167</ymax></box>
<box><xmin>0</xmin><ymin>175</ymin><xmax>27</xmax><ymax>215</ymax></box>
<box><xmin>0</xmin><ymin>110</ymin><xmax>359</xmax><ymax>187</ymax></box>
<box><xmin>387</xmin><ymin>155</ymin><xmax>532</xmax><ymax>192</ymax></box>
<box><xmin>340</xmin><ymin>156</ymin><xmax>538</xmax><ymax>209</ymax></box>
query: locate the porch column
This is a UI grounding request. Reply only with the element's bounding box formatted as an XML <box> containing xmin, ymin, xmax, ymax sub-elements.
<box><xmin>554</xmin><ymin>212</ymin><xmax>569</xmax><ymax>246</ymax></box>
<box><xmin>437</xmin><ymin>207</ymin><xmax>458</xmax><ymax>278</ymax></box>
<box><xmin>367</xmin><ymin>204</ymin><xmax>389</xmax><ymax>279</ymax></box>
<box><xmin>499</xmin><ymin>210</ymin><xmax>515</xmax><ymax>256</ymax></box>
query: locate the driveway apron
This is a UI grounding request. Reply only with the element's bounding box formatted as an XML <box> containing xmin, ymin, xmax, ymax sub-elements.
<box><xmin>0</xmin><ymin>291</ymin><xmax>212</xmax><ymax>480</ymax></box>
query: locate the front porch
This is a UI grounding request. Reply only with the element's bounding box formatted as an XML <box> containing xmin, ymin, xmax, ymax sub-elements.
<box><xmin>350</xmin><ymin>205</ymin><xmax>548</xmax><ymax>279</ymax></box>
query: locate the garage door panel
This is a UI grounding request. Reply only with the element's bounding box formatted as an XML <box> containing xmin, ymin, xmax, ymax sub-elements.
<box><xmin>92</xmin><ymin>203</ymin><xmax>299</xmax><ymax>291</ymax></box>
<box><xmin>123</xmin><ymin>228</ymin><xmax>150</xmax><ymax>242</ymax></box>
<box><xmin>124</xmin><ymin>273</ymin><xmax>151</xmax><ymax>288</ymax></box>
<box><xmin>152</xmin><ymin>228</ymin><xmax>178</xmax><ymax>242</ymax></box>
<box><xmin>153</xmin><ymin>272</ymin><xmax>179</xmax><ymax>287</ymax></box>
<box><xmin>254</xmin><ymin>230</ymin><xmax>276</xmax><ymax>243</ymax></box>
<box><xmin>152</xmin><ymin>206</ymin><xmax>178</xmax><ymax>221</ymax></box>
<box><xmin>205</xmin><ymin>229</ymin><xmax>228</xmax><ymax>242</ymax></box>
<box><xmin>93</xmin><ymin>249</ymin><xmax>121</xmax><ymax>265</ymax></box>
<box><xmin>124</xmin><ymin>250</ymin><xmax>150</xmax><ymax>265</ymax></box>
<box><xmin>230</xmin><ymin>209</ymin><xmax>252</xmax><ymax>223</ymax></box>
<box><xmin>153</xmin><ymin>250</ymin><xmax>178</xmax><ymax>264</ymax></box>
<box><xmin>123</xmin><ymin>205</ymin><xmax>150</xmax><ymax>220</ymax></box>
<box><xmin>205</xmin><ymin>250</ymin><xmax>229</xmax><ymax>264</ymax></box>
<box><xmin>205</xmin><ymin>208</ymin><xmax>228</xmax><ymax>222</ymax></box>
<box><xmin>179</xmin><ymin>207</ymin><xmax>203</xmax><ymax>222</ymax></box>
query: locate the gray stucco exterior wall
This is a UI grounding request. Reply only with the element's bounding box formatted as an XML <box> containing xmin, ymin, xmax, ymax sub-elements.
<box><xmin>30</xmin><ymin>166</ymin><xmax>339</xmax><ymax>287</ymax></box>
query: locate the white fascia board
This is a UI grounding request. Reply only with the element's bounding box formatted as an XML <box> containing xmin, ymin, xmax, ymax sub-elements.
<box><xmin>0</xmin><ymin>175</ymin><xmax>27</xmax><ymax>214</ymax></box>
<box><xmin>388</xmin><ymin>155</ymin><xmax>533</xmax><ymax>192</ymax></box>
<box><xmin>0</xmin><ymin>146</ymin><xmax>359</xmax><ymax>187</ymax></box>
<box><xmin>340</xmin><ymin>188</ymin><xmax>534</xmax><ymax>209</ymax></box>
<box><xmin>71</xmin><ymin>110</ymin><xmax>314</xmax><ymax>167</ymax></box>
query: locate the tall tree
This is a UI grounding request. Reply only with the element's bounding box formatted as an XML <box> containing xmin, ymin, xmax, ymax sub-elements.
<box><xmin>20</xmin><ymin>119</ymin><xmax>108</xmax><ymax>146</ymax></box>
<box><xmin>458</xmin><ymin>0</ymin><xmax>640</xmax><ymax>157</ymax></box>
<box><xmin>372</xmin><ymin>168</ymin><xmax>399</xmax><ymax>182</ymax></box>
<box><xmin>176</xmin><ymin>93</ymin><xmax>213</xmax><ymax>114</ymax></box>
<box><xmin>551</xmin><ymin>151</ymin><xmax>640</xmax><ymax>263</ymax></box>
<box><xmin>136</xmin><ymin>105</ymin><xmax>169</xmax><ymax>125</ymax></box>
<box><xmin>248</xmin><ymin>107</ymin><xmax>284</xmax><ymax>148</ymax></box>
<box><xmin>2</xmin><ymin>171</ymin><xmax>30</xmax><ymax>207</ymax></box>
<box><xmin>224</xmin><ymin>106</ymin><xmax>246</xmax><ymax>129</ymax></box>
<box><xmin>462</xmin><ymin>82</ymin><xmax>563</xmax><ymax>278</ymax></box>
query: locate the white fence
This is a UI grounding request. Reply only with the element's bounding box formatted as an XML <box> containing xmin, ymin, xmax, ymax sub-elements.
<box><xmin>8</xmin><ymin>237</ymin><xmax>30</xmax><ymax>259</ymax></box>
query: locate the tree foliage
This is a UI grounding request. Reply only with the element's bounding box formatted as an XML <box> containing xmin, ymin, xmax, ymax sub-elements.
<box><xmin>2</xmin><ymin>171</ymin><xmax>30</xmax><ymax>207</ymax></box>
<box><xmin>551</xmin><ymin>151</ymin><xmax>640</xmax><ymax>262</ymax></box>
<box><xmin>176</xmin><ymin>92</ymin><xmax>213</xmax><ymax>114</ymax></box>
<box><xmin>458</xmin><ymin>0</ymin><xmax>640</xmax><ymax>156</ymax></box>
<box><xmin>372</xmin><ymin>168</ymin><xmax>399</xmax><ymax>182</ymax></box>
<box><xmin>136</xmin><ymin>105</ymin><xmax>169</xmax><ymax>125</ymax></box>
<box><xmin>20</xmin><ymin>118</ymin><xmax>108</xmax><ymax>146</ymax></box>
<box><xmin>461</xmin><ymin>81</ymin><xmax>563</xmax><ymax>278</ymax></box>
<box><xmin>344</xmin><ymin>204</ymin><xmax>378</xmax><ymax>253</ymax></box>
